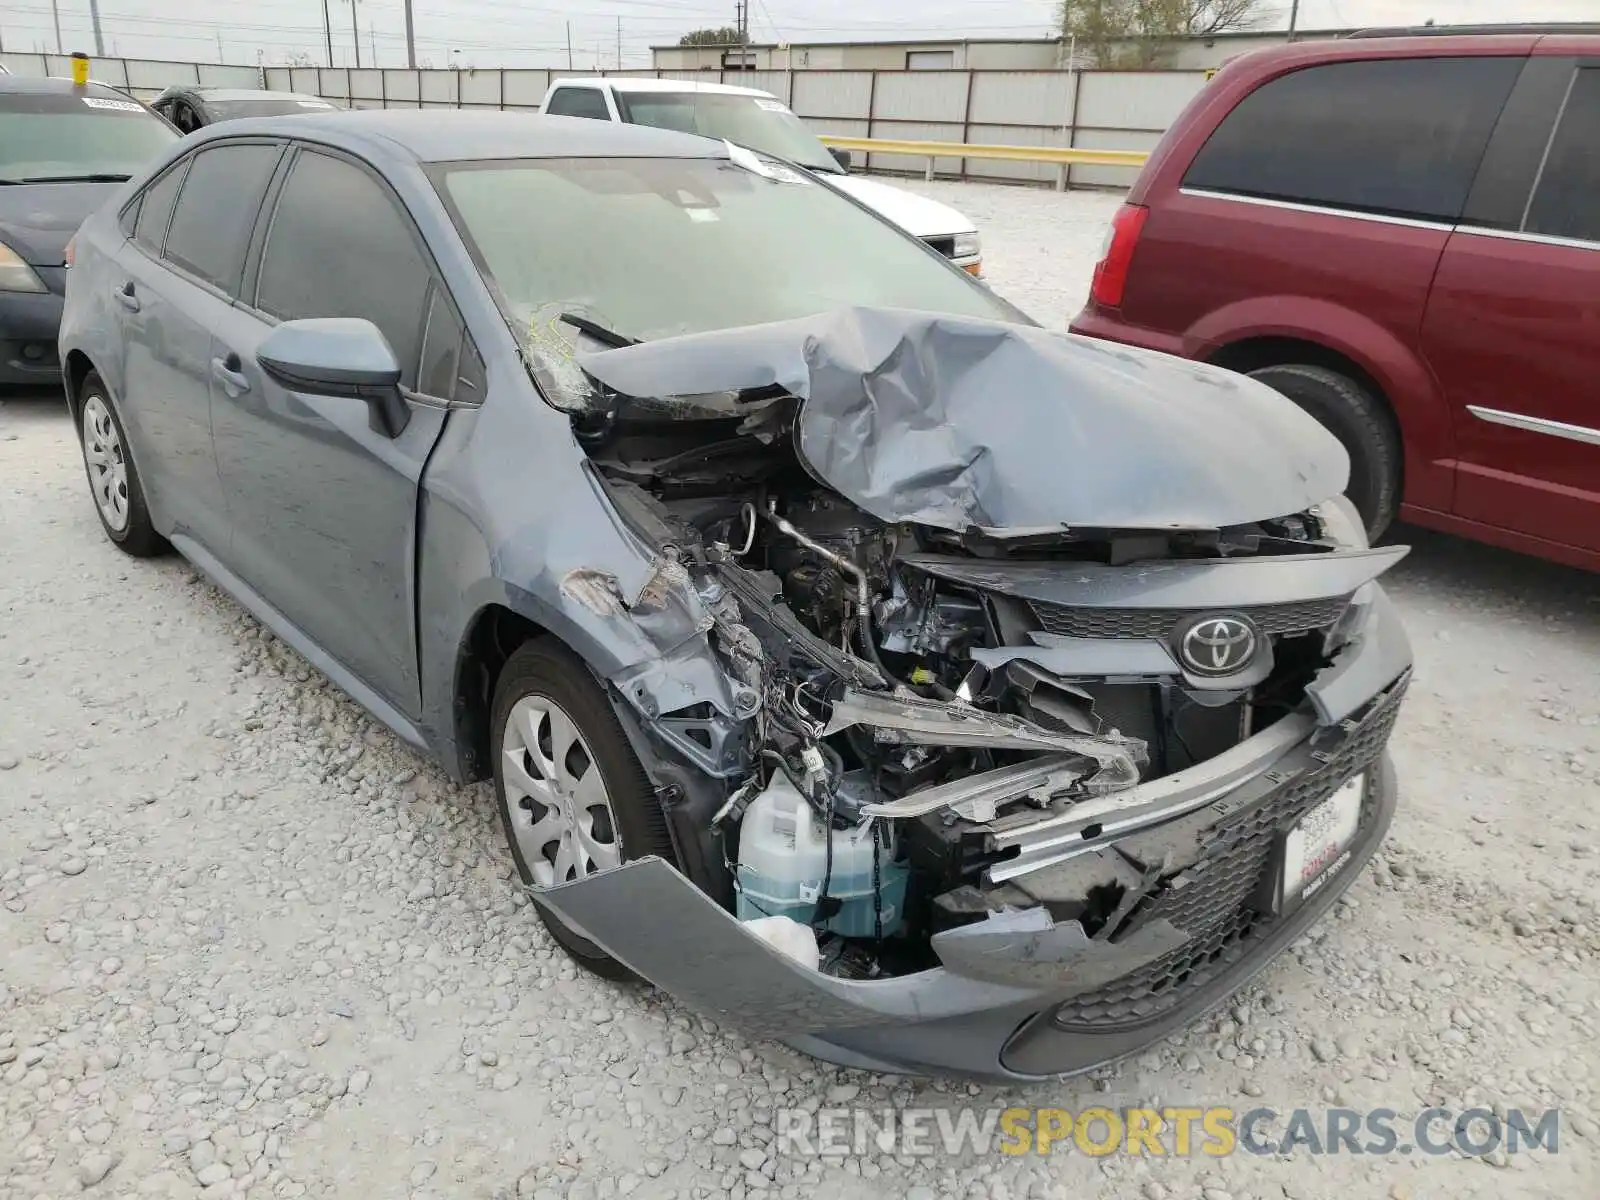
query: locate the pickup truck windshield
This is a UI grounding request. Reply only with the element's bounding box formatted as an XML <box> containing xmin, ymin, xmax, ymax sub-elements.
<box><xmin>0</xmin><ymin>92</ymin><xmax>177</xmax><ymax>182</ymax></box>
<box><xmin>437</xmin><ymin>154</ymin><xmax>1018</xmax><ymax>411</ymax></box>
<box><xmin>614</xmin><ymin>91</ymin><xmax>840</xmax><ymax>174</ymax></box>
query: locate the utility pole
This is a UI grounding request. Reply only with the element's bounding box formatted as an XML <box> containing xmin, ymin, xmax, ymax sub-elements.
<box><xmin>616</xmin><ymin>15</ymin><xmax>621</xmax><ymax>69</ymax></box>
<box><xmin>369</xmin><ymin>25</ymin><xmax>376</xmax><ymax>65</ymax></box>
<box><xmin>321</xmin><ymin>0</ymin><xmax>333</xmax><ymax>66</ymax></box>
<box><xmin>350</xmin><ymin>0</ymin><xmax>360</xmax><ymax>68</ymax></box>
<box><xmin>566</xmin><ymin>20</ymin><xmax>572</xmax><ymax>69</ymax></box>
<box><xmin>403</xmin><ymin>0</ymin><xmax>415</xmax><ymax>68</ymax></box>
<box><xmin>50</xmin><ymin>0</ymin><xmax>62</xmax><ymax>54</ymax></box>
<box><xmin>88</xmin><ymin>0</ymin><xmax>104</xmax><ymax>55</ymax></box>
<box><xmin>216</xmin><ymin>31</ymin><xmax>224</xmax><ymax>62</ymax></box>
<box><xmin>1287</xmin><ymin>0</ymin><xmax>1300</xmax><ymax>40</ymax></box>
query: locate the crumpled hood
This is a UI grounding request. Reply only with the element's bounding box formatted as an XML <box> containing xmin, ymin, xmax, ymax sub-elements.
<box><xmin>824</xmin><ymin>174</ymin><xmax>975</xmax><ymax>240</ymax></box>
<box><xmin>578</xmin><ymin>306</ymin><xmax>1349</xmax><ymax>534</ymax></box>
<box><xmin>0</xmin><ymin>183</ymin><xmax>116</xmax><ymax>265</ymax></box>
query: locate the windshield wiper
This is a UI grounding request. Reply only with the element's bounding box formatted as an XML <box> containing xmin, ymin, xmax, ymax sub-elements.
<box><xmin>15</xmin><ymin>173</ymin><xmax>133</xmax><ymax>184</ymax></box>
<box><xmin>559</xmin><ymin>311</ymin><xmax>639</xmax><ymax>348</ymax></box>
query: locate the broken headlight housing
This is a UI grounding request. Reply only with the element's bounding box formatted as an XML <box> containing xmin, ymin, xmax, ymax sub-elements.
<box><xmin>1312</xmin><ymin>494</ymin><xmax>1369</xmax><ymax>550</ymax></box>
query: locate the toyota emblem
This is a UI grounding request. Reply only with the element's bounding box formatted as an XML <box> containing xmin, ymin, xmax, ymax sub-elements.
<box><xmin>1177</xmin><ymin>614</ymin><xmax>1258</xmax><ymax>676</ymax></box>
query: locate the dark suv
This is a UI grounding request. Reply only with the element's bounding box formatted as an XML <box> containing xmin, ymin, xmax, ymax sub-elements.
<box><xmin>1071</xmin><ymin>30</ymin><xmax>1600</xmax><ymax>571</ymax></box>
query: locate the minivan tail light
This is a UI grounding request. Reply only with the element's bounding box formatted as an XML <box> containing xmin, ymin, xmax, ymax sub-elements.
<box><xmin>63</xmin><ymin>236</ymin><xmax>75</xmax><ymax>268</ymax></box>
<box><xmin>1089</xmin><ymin>203</ymin><xmax>1148</xmax><ymax>309</ymax></box>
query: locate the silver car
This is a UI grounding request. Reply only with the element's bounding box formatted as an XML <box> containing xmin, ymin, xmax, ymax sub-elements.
<box><xmin>60</xmin><ymin>111</ymin><xmax>1412</xmax><ymax>1080</ymax></box>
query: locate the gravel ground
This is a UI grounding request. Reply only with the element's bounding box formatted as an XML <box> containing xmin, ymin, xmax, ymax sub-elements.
<box><xmin>2</xmin><ymin>179</ymin><xmax>1599</xmax><ymax>1200</ymax></box>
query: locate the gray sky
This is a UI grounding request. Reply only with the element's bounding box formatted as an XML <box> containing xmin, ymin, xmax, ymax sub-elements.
<box><xmin>1</xmin><ymin>0</ymin><xmax>1589</xmax><ymax>70</ymax></box>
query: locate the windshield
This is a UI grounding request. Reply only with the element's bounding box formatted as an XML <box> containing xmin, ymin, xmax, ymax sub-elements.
<box><xmin>614</xmin><ymin>91</ymin><xmax>839</xmax><ymax>173</ymax></box>
<box><xmin>436</xmin><ymin>155</ymin><xmax>1019</xmax><ymax>410</ymax></box>
<box><xmin>208</xmin><ymin>96</ymin><xmax>338</xmax><ymax>120</ymax></box>
<box><xmin>0</xmin><ymin>92</ymin><xmax>177</xmax><ymax>182</ymax></box>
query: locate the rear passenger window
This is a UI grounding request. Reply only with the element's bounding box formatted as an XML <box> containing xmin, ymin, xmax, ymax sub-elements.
<box><xmin>1183</xmin><ymin>57</ymin><xmax>1523</xmax><ymax>222</ymax></box>
<box><xmin>164</xmin><ymin>144</ymin><xmax>280</xmax><ymax>293</ymax></box>
<box><xmin>131</xmin><ymin>159</ymin><xmax>187</xmax><ymax>254</ymax></box>
<box><xmin>255</xmin><ymin>150</ymin><xmax>432</xmax><ymax>387</ymax></box>
<box><xmin>1524</xmin><ymin>68</ymin><xmax>1600</xmax><ymax>244</ymax></box>
<box><xmin>544</xmin><ymin>88</ymin><xmax>609</xmax><ymax>120</ymax></box>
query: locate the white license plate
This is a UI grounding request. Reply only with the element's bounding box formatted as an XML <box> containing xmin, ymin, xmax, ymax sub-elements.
<box><xmin>1282</xmin><ymin>775</ymin><xmax>1364</xmax><ymax>905</ymax></box>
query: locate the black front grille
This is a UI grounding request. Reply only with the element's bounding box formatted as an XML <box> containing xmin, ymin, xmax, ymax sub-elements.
<box><xmin>922</xmin><ymin>235</ymin><xmax>957</xmax><ymax>258</ymax></box>
<box><xmin>1051</xmin><ymin>674</ymin><xmax>1407</xmax><ymax>1031</ymax></box>
<box><xmin>1032</xmin><ymin>595</ymin><xmax>1352</xmax><ymax>641</ymax></box>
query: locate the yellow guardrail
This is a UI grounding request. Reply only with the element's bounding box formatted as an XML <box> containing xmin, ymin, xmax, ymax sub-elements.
<box><xmin>817</xmin><ymin>135</ymin><xmax>1150</xmax><ymax>189</ymax></box>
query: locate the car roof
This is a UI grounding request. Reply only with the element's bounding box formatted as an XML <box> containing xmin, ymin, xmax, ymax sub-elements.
<box><xmin>197</xmin><ymin>108</ymin><xmax>732</xmax><ymax>164</ymax></box>
<box><xmin>551</xmin><ymin>76</ymin><xmax>774</xmax><ymax>99</ymax></box>
<box><xmin>0</xmin><ymin>75</ymin><xmax>132</xmax><ymax>99</ymax></box>
<box><xmin>197</xmin><ymin>88</ymin><xmax>330</xmax><ymax>103</ymax></box>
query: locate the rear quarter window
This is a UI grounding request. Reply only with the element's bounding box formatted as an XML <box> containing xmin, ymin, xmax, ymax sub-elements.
<box><xmin>1182</xmin><ymin>56</ymin><xmax>1524</xmax><ymax>222</ymax></box>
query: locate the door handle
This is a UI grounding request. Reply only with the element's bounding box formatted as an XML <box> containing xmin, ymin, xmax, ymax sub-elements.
<box><xmin>211</xmin><ymin>353</ymin><xmax>250</xmax><ymax>396</ymax></box>
<box><xmin>113</xmin><ymin>281</ymin><xmax>140</xmax><ymax>313</ymax></box>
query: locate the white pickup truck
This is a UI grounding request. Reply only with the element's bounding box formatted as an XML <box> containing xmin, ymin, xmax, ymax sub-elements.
<box><xmin>538</xmin><ymin>77</ymin><xmax>982</xmax><ymax>275</ymax></box>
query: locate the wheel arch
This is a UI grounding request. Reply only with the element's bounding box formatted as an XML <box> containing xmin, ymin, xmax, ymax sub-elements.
<box><xmin>62</xmin><ymin>349</ymin><xmax>97</xmax><ymax>423</ymax></box>
<box><xmin>451</xmin><ymin>601</ymin><xmax>551</xmax><ymax>784</ymax></box>
<box><xmin>1207</xmin><ymin>336</ymin><xmax>1402</xmax><ymax>466</ymax></box>
<box><xmin>1189</xmin><ymin>298</ymin><xmax>1458</xmax><ymax>513</ymax></box>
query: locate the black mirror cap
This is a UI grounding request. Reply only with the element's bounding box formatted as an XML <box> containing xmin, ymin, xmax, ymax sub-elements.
<box><xmin>257</xmin><ymin>356</ymin><xmax>410</xmax><ymax>438</ymax></box>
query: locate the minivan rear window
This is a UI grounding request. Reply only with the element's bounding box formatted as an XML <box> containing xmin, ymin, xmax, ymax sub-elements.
<box><xmin>1182</xmin><ymin>57</ymin><xmax>1523</xmax><ymax>222</ymax></box>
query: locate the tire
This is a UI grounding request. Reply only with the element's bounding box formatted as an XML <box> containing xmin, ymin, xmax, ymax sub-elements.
<box><xmin>1247</xmin><ymin>364</ymin><xmax>1401</xmax><ymax>541</ymax></box>
<box><xmin>490</xmin><ymin>638</ymin><xmax>676</xmax><ymax>982</ymax></box>
<box><xmin>76</xmin><ymin>371</ymin><xmax>169</xmax><ymax>557</ymax></box>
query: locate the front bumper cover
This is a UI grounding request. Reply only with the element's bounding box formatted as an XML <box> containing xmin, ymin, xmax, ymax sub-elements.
<box><xmin>532</xmin><ymin>600</ymin><xmax>1412</xmax><ymax>1079</ymax></box>
<box><xmin>0</xmin><ymin>286</ymin><xmax>64</xmax><ymax>386</ymax></box>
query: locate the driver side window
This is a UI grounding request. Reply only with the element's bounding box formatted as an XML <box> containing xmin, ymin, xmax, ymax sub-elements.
<box><xmin>254</xmin><ymin>149</ymin><xmax>434</xmax><ymax>388</ymax></box>
<box><xmin>168</xmin><ymin>100</ymin><xmax>200</xmax><ymax>133</ymax></box>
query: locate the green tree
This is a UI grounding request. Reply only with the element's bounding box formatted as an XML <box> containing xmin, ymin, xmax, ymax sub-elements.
<box><xmin>1060</xmin><ymin>0</ymin><xmax>1264</xmax><ymax>67</ymax></box>
<box><xmin>678</xmin><ymin>26</ymin><xmax>747</xmax><ymax>47</ymax></box>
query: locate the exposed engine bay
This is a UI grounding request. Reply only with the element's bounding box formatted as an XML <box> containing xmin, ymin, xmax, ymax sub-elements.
<box><xmin>572</xmin><ymin>363</ymin><xmax>1386</xmax><ymax>980</ymax></box>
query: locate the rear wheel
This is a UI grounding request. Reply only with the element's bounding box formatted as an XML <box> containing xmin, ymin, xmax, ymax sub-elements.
<box><xmin>1247</xmin><ymin>363</ymin><xmax>1401</xmax><ymax>541</ymax></box>
<box><xmin>490</xmin><ymin>639</ymin><xmax>677</xmax><ymax>982</ymax></box>
<box><xmin>77</xmin><ymin>372</ymin><xmax>167</xmax><ymax>557</ymax></box>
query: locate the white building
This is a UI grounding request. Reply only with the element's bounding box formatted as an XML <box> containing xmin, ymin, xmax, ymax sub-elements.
<box><xmin>651</xmin><ymin>30</ymin><xmax>1355</xmax><ymax>74</ymax></box>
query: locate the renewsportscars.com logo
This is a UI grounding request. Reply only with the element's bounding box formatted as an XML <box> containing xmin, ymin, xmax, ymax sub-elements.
<box><xmin>774</xmin><ymin>1106</ymin><xmax>1563</xmax><ymax>1159</ymax></box>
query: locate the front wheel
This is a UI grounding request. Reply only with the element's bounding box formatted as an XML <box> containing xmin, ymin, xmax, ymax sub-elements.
<box><xmin>77</xmin><ymin>372</ymin><xmax>168</xmax><ymax>557</ymax></box>
<box><xmin>1247</xmin><ymin>363</ymin><xmax>1401</xmax><ymax>542</ymax></box>
<box><xmin>490</xmin><ymin>639</ymin><xmax>677</xmax><ymax>982</ymax></box>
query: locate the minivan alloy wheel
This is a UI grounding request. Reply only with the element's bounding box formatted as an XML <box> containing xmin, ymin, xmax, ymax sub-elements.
<box><xmin>81</xmin><ymin>394</ymin><xmax>130</xmax><ymax>532</ymax></box>
<box><xmin>501</xmin><ymin>695</ymin><xmax>623</xmax><ymax>886</ymax></box>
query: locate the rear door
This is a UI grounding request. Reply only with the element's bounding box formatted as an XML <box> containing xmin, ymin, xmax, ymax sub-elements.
<box><xmin>208</xmin><ymin>145</ymin><xmax>465</xmax><ymax>719</ymax></box>
<box><xmin>113</xmin><ymin>140</ymin><xmax>282</xmax><ymax>556</ymax></box>
<box><xmin>1421</xmin><ymin>59</ymin><xmax>1600</xmax><ymax>555</ymax></box>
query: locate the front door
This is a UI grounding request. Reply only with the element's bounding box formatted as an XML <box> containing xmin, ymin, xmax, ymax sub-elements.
<box><xmin>1423</xmin><ymin>64</ymin><xmax>1600</xmax><ymax>556</ymax></box>
<box><xmin>209</xmin><ymin>146</ymin><xmax>452</xmax><ymax>719</ymax></box>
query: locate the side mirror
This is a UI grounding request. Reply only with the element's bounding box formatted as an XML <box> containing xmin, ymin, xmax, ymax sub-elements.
<box><xmin>257</xmin><ymin>317</ymin><xmax>411</xmax><ymax>438</ymax></box>
<box><xmin>828</xmin><ymin>146</ymin><xmax>851</xmax><ymax>171</ymax></box>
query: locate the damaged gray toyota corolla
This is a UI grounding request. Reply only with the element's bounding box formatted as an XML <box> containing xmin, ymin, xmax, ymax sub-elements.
<box><xmin>537</xmin><ymin>305</ymin><xmax>1411</xmax><ymax>1080</ymax></box>
<box><xmin>62</xmin><ymin>116</ymin><xmax>1409</xmax><ymax>1081</ymax></box>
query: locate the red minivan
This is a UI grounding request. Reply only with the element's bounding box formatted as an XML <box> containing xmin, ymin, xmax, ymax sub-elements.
<box><xmin>1071</xmin><ymin>30</ymin><xmax>1600</xmax><ymax>571</ymax></box>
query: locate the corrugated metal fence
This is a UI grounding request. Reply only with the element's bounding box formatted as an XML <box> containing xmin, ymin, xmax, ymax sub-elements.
<box><xmin>0</xmin><ymin>51</ymin><xmax>1208</xmax><ymax>188</ymax></box>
